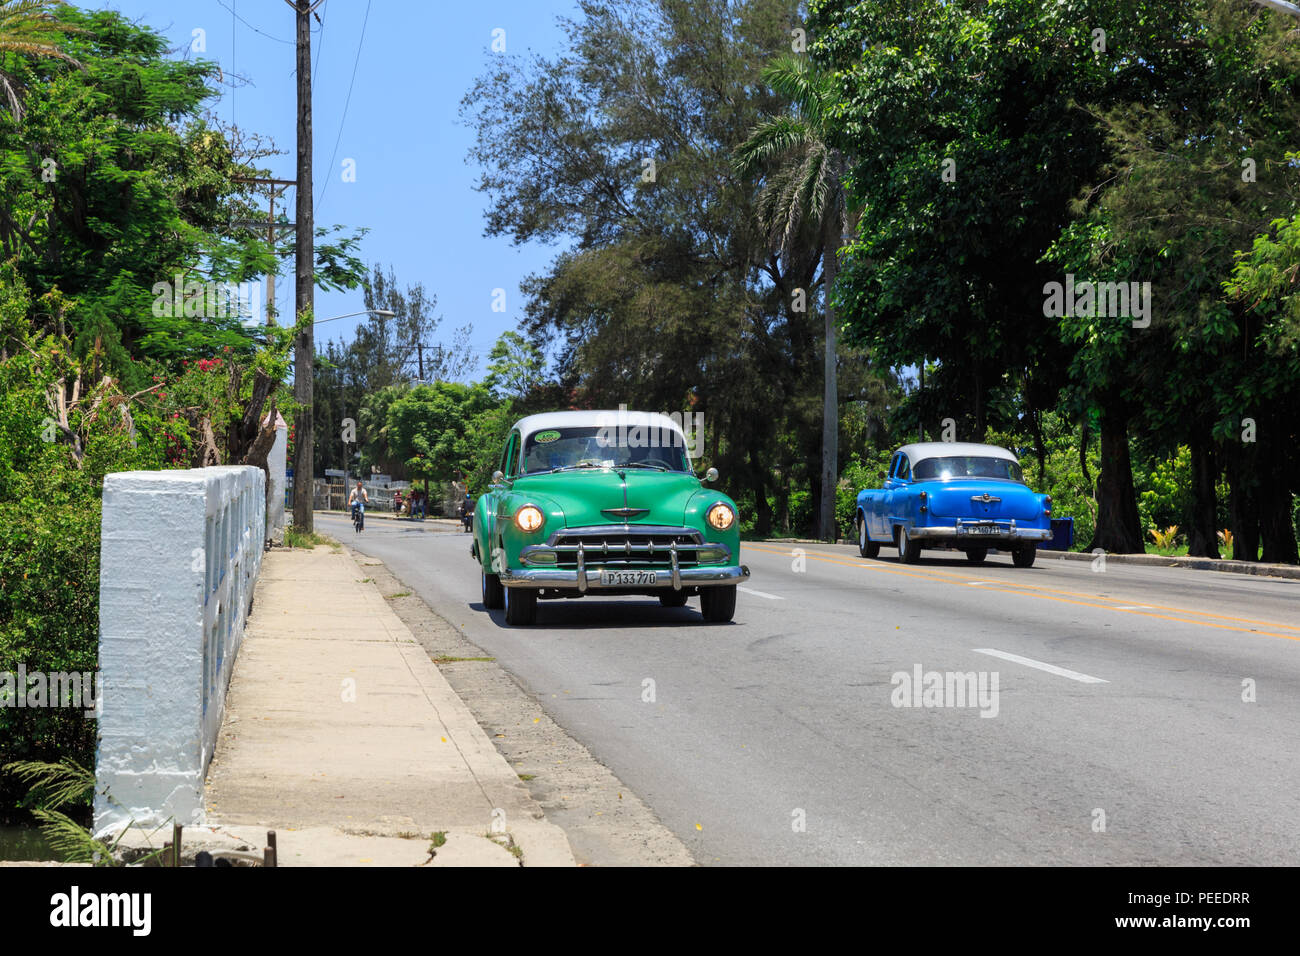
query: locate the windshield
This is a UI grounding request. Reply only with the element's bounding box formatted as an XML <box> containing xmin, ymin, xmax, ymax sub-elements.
<box><xmin>522</xmin><ymin>426</ymin><xmax>696</xmax><ymax>476</ymax></box>
<box><xmin>520</xmin><ymin>425</ymin><xmax>690</xmax><ymax>475</ymax></box>
<box><xmin>912</xmin><ymin>456</ymin><xmax>1024</xmax><ymax>482</ymax></box>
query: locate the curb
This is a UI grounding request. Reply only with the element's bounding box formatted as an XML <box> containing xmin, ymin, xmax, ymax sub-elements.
<box><xmin>1048</xmin><ymin>548</ymin><xmax>1300</xmax><ymax>581</ymax></box>
<box><xmin>752</xmin><ymin>538</ymin><xmax>1300</xmax><ymax>581</ymax></box>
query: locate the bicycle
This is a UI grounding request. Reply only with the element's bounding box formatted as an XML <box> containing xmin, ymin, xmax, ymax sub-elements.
<box><xmin>351</xmin><ymin>501</ymin><xmax>365</xmax><ymax>532</ymax></box>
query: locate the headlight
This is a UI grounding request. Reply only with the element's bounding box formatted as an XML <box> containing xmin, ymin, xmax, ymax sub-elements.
<box><xmin>514</xmin><ymin>505</ymin><xmax>544</xmax><ymax>533</ymax></box>
<box><xmin>706</xmin><ymin>502</ymin><xmax>735</xmax><ymax>531</ymax></box>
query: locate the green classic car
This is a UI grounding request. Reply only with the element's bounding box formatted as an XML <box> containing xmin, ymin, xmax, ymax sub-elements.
<box><xmin>471</xmin><ymin>410</ymin><xmax>750</xmax><ymax>625</ymax></box>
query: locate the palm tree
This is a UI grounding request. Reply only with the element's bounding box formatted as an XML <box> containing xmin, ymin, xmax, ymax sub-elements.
<box><xmin>0</xmin><ymin>0</ymin><xmax>80</xmax><ymax>121</ymax></box>
<box><xmin>735</xmin><ymin>55</ymin><xmax>856</xmax><ymax>542</ymax></box>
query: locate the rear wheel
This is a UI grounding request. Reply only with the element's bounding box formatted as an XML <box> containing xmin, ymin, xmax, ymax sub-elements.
<box><xmin>858</xmin><ymin>514</ymin><xmax>880</xmax><ymax>559</ymax></box>
<box><xmin>481</xmin><ymin>565</ymin><xmax>504</xmax><ymax>610</ymax></box>
<box><xmin>965</xmin><ymin>547</ymin><xmax>988</xmax><ymax>565</ymax></box>
<box><xmin>503</xmin><ymin>585</ymin><xmax>538</xmax><ymax>625</ymax></box>
<box><xmin>897</xmin><ymin>526</ymin><xmax>922</xmax><ymax>564</ymax></box>
<box><xmin>700</xmin><ymin>585</ymin><xmax>736</xmax><ymax>623</ymax></box>
<box><xmin>1012</xmin><ymin>544</ymin><xmax>1037</xmax><ymax>569</ymax></box>
<box><xmin>659</xmin><ymin>591</ymin><xmax>689</xmax><ymax>608</ymax></box>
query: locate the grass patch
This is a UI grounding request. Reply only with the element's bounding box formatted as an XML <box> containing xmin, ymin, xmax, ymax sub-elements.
<box><xmin>386</xmin><ymin>591</ymin><xmax>411</xmax><ymax>599</ymax></box>
<box><xmin>356</xmin><ymin>577</ymin><xmax>373</xmax><ymax>584</ymax></box>
<box><xmin>517</xmin><ymin>773</ymin><xmax>535</xmax><ymax>781</ymax></box>
<box><xmin>284</xmin><ymin>527</ymin><xmax>333</xmax><ymax>549</ymax></box>
<box><xmin>433</xmin><ymin>655</ymin><xmax>496</xmax><ymax>663</ymax></box>
<box><xmin>429</xmin><ymin>831</ymin><xmax>447</xmax><ymax>851</ymax></box>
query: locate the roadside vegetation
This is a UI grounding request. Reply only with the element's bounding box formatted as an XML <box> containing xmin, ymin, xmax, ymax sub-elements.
<box><xmin>5</xmin><ymin>0</ymin><xmax>1300</xmax><ymax>840</ymax></box>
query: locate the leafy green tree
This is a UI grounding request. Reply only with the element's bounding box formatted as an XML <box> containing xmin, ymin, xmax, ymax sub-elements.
<box><xmin>0</xmin><ymin>0</ymin><xmax>79</xmax><ymax>119</ymax></box>
<box><xmin>385</xmin><ymin>381</ymin><xmax>498</xmax><ymax>487</ymax></box>
<box><xmin>485</xmin><ymin>330</ymin><xmax>546</xmax><ymax>401</ymax></box>
<box><xmin>463</xmin><ymin>0</ymin><xmax>856</xmax><ymax>536</ymax></box>
<box><xmin>735</xmin><ymin>54</ymin><xmax>855</xmax><ymax>541</ymax></box>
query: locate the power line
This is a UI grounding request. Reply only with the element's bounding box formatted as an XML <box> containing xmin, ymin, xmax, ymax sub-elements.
<box><xmin>311</xmin><ymin>0</ymin><xmax>327</xmax><ymax>93</ymax></box>
<box><xmin>317</xmin><ymin>0</ymin><xmax>371</xmax><ymax>212</ymax></box>
<box><xmin>215</xmin><ymin>0</ymin><xmax>295</xmax><ymax>45</ymax></box>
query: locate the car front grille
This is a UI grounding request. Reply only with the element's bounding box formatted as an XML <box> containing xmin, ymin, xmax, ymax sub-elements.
<box><xmin>551</xmin><ymin>527</ymin><xmax>705</xmax><ymax>569</ymax></box>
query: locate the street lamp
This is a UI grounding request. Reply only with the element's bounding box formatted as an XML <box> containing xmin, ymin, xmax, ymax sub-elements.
<box><xmin>1253</xmin><ymin>0</ymin><xmax>1300</xmax><ymax>17</ymax></box>
<box><xmin>314</xmin><ymin>308</ymin><xmax>396</xmax><ymax>325</ymax></box>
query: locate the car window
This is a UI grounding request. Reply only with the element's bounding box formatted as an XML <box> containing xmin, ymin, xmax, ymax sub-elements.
<box><xmin>897</xmin><ymin>455</ymin><xmax>911</xmax><ymax>480</ymax></box>
<box><xmin>519</xmin><ymin>425</ymin><xmax>689</xmax><ymax>475</ymax></box>
<box><xmin>888</xmin><ymin>454</ymin><xmax>900</xmax><ymax>479</ymax></box>
<box><xmin>912</xmin><ymin>456</ymin><xmax>1025</xmax><ymax>482</ymax></box>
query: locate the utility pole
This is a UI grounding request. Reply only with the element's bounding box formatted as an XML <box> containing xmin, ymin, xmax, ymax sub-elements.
<box><xmin>232</xmin><ymin>177</ymin><xmax>295</xmax><ymax>326</ymax></box>
<box><xmin>289</xmin><ymin>0</ymin><xmax>325</xmax><ymax>532</ymax></box>
<box><xmin>415</xmin><ymin>343</ymin><xmax>444</xmax><ymax>383</ymax></box>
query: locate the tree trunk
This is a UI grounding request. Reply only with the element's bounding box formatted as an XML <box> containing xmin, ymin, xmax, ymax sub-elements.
<box><xmin>753</xmin><ymin>474</ymin><xmax>772</xmax><ymax>538</ymax></box>
<box><xmin>819</xmin><ymin>210</ymin><xmax>839</xmax><ymax>542</ymax></box>
<box><xmin>1089</xmin><ymin>405</ymin><xmax>1144</xmax><ymax>553</ymax></box>
<box><xmin>1258</xmin><ymin>435</ymin><xmax>1298</xmax><ymax>564</ymax></box>
<box><xmin>1226</xmin><ymin>452</ymin><xmax>1260</xmax><ymax>561</ymax></box>
<box><xmin>1185</xmin><ymin>437</ymin><xmax>1219</xmax><ymax>559</ymax></box>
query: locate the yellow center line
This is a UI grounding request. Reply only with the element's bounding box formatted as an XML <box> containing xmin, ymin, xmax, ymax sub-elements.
<box><xmin>744</xmin><ymin>543</ymin><xmax>1300</xmax><ymax>643</ymax></box>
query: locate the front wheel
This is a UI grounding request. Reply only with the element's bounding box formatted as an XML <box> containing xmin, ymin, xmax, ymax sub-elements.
<box><xmin>700</xmin><ymin>585</ymin><xmax>736</xmax><ymax>623</ymax></box>
<box><xmin>503</xmin><ymin>585</ymin><xmax>537</xmax><ymax>625</ymax></box>
<box><xmin>1012</xmin><ymin>544</ymin><xmax>1037</xmax><ymax>569</ymax></box>
<box><xmin>858</xmin><ymin>515</ymin><xmax>880</xmax><ymax>559</ymax></box>
<box><xmin>965</xmin><ymin>547</ymin><xmax>988</xmax><ymax>565</ymax></box>
<box><xmin>659</xmin><ymin>591</ymin><xmax>689</xmax><ymax>608</ymax></box>
<box><xmin>481</xmin><ymin>566</ymin><xmax>504</xmax><ymax>609</ymax></box>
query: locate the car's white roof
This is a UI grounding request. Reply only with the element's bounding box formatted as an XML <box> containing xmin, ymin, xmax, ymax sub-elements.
<box><xmin>513</xmin><ymin>409</ymin><xmax>686</xmax><ymax>442</ymax></box>
<box><xmin>895</xmin><ymin>442</ymin><xmax>1019</xmax><ymax>464</ymax></box>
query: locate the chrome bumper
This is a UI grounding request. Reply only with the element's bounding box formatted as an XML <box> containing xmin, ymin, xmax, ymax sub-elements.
<box><xmin>910</xmin><ymin>521</ymin><xmax>1052</xmax><ymax>542</ymax></box>
<box><xmin>500</xmin><ymin>564</ymin><xmax>750</xmax><ymax>591</ymax></box>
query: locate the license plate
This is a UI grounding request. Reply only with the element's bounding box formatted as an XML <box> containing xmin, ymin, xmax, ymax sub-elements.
<box><xmin>599</xmin><ymin>570</ymin><xmax>658</xmax><ymax>586</ymax></box>
<box><xmin>960</xmin><ymin>525</ymin><xmax>1003</xmax><ymax>535</ymax></box>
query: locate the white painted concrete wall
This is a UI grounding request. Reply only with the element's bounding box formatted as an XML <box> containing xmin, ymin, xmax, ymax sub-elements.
<box><xmin>95</xmin><ymin>466</ymin><xmax>265</xmax><ymax>837</ymax></box>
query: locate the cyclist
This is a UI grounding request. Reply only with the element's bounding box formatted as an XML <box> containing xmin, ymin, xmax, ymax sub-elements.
<box><xmin>348</xmin><ymin>480</ymin><xmax>369</xmax><ymax>531</ymax></box>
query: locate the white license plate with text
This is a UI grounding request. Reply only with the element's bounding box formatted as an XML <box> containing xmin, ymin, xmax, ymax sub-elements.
<box><xmin>599</xmin><ymin>570</ymin><xmax>658</xmax><ymax>586</ymax></box>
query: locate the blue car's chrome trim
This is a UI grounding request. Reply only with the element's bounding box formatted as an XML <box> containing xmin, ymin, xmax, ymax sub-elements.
<box><xmin>500</xmin><ymin>565</ymin><xmax>750</xmax><ymax>589</ymax></box>
<box><xmin>910</xmin><ymin>521</ymin><xmax>1052</xmax><ymax>541</ymax></box>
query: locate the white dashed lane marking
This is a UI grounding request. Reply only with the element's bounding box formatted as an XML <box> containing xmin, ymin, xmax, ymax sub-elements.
<box><xmin>973</xmin><ymin>648</ymin><xmax>1109</xmax><ymax>684</ymax></box>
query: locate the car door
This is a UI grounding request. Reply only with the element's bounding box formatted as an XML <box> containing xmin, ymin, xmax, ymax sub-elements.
<box><xmin>871</xmin><ymin>454</ymin><xmax>899</xmax><ymax>539</ymax></box>
<box><xmin>886</xmin><ymin>453</ymin><xmax>912</xmax><ymax>533</ymax></box>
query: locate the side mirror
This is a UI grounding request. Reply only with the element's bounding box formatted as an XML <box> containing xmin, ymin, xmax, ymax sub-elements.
<box><xmin>879</xmin><ymin>470</ymin><xmax>887</xmax><ymax>479</ymax></box>
<box><xmin>704</xmin><ymin>467</ymin><xmax>719</xmax><ymax>483</ymax></box>
<box><xmin>491</xmin><ymin>470</ymin><xmax>504</xmax><ymax>483</ymax></box>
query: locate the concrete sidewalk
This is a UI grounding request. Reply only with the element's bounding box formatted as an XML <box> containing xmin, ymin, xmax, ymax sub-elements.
<box><xmin>201</xmin><ymin>543</ymin><xmax>575</xmax><ymax>866</ymax></box>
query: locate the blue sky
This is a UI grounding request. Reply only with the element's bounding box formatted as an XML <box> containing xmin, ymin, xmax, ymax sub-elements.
<box><xmin>92</xmin><ymin>0</ymin><xmax>578</xmax><ymax>376</ymax></box>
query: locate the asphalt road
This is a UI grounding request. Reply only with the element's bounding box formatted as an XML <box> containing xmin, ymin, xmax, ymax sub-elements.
<box><xmin>318</xmin><ymin>512</ymin><xmax>1300</xmax><ymax>866</ymax></box>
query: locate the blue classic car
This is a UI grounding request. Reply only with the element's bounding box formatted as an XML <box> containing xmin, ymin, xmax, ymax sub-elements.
<box><xmin>854</xmin><ymin>442</ymin><xmax>1052</xmax><ymax>567</ymax></box>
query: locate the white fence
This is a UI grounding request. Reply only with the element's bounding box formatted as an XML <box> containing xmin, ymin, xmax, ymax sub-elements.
<box><xmin>94</xmin><ymin>466</ymin><xmax>266</xmax><ymax>837</ymax></box>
